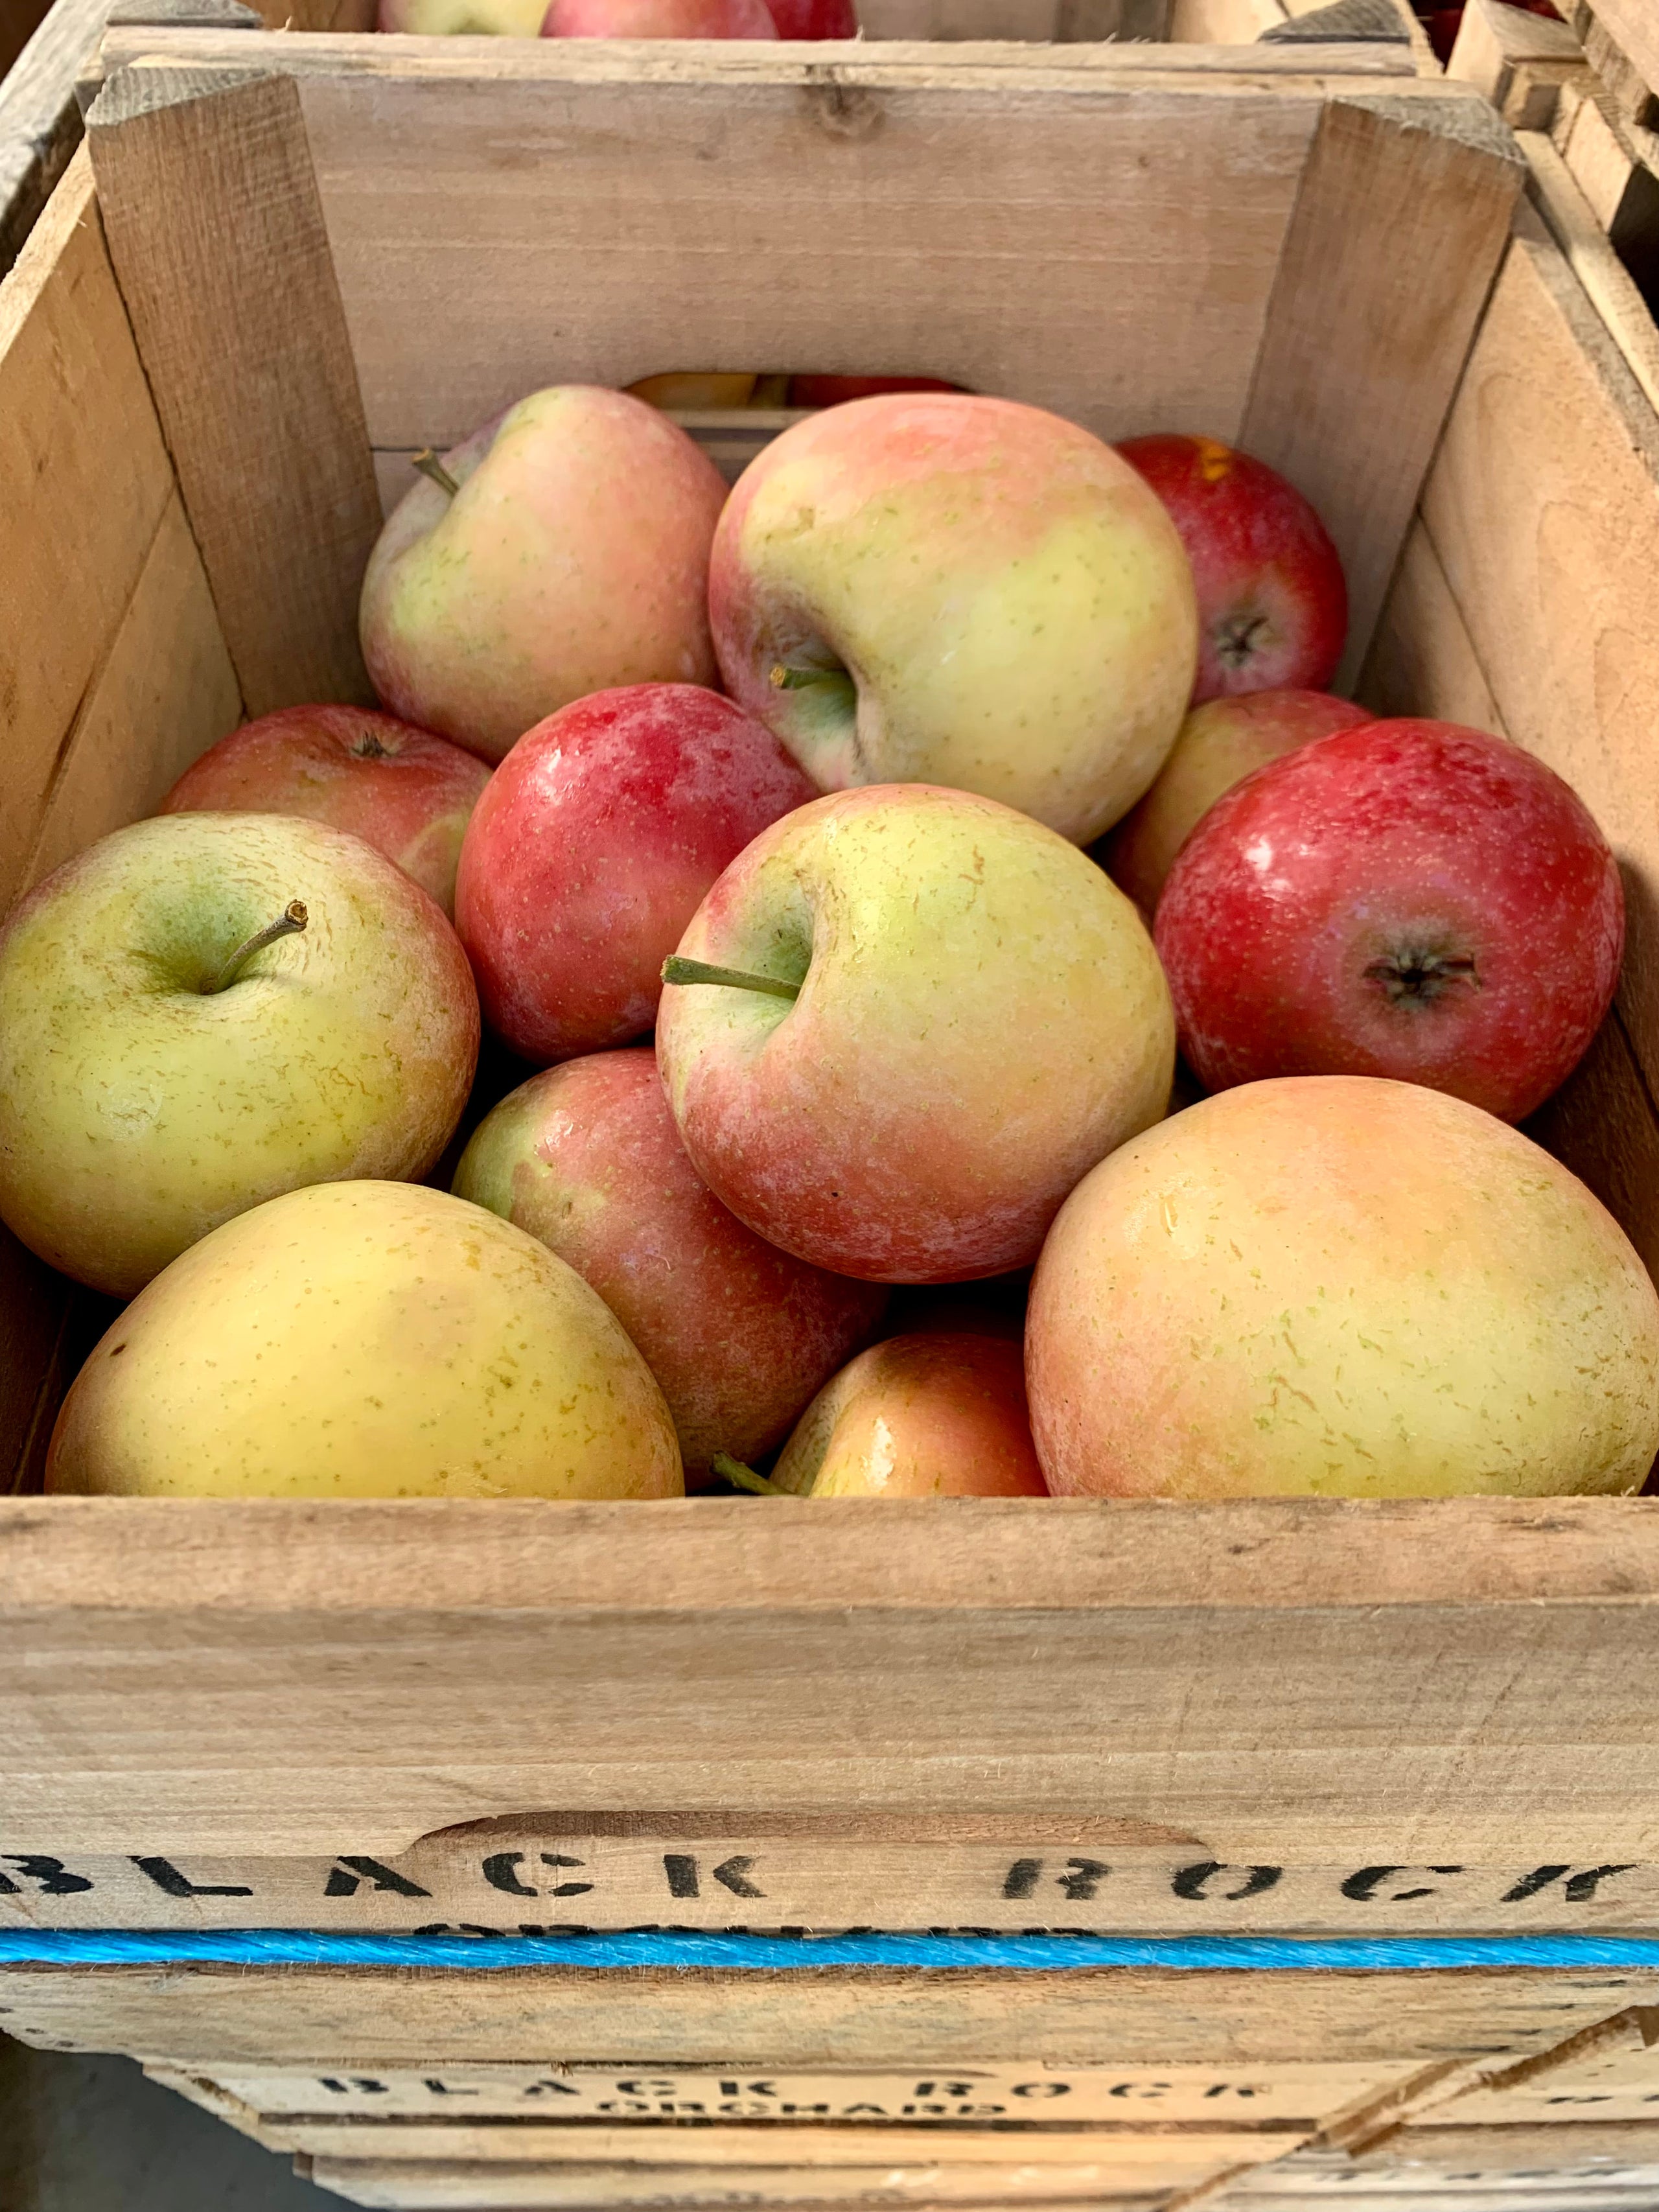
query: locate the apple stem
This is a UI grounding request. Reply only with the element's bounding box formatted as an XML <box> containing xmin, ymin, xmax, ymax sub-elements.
<box><xmin>713</xmin><ymin>1452</ymin><xmax>787</xmax><ymax>1496</ymax></box>
<box><xmin>661</xmin><ymin>955</ymin><xmax>800</xmax><ymax>1003</ymax></box>
<box><xmin>769</xmin><ymin>664</ymin><xmax>845</xmax><ymax>692</ymax></box>
<box><xmin>204</xmin><ymin>901</ymin><xmax>308</xmax><ymax>994</ymax></box>
<box><xmin>412</xmin><ymin>447</ymin><xmax>461</xmax><ymax>498</ymax></box>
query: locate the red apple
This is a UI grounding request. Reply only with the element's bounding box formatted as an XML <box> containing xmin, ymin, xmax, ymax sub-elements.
<box><xmin>452</xmin><ymin>1049</ymin><xmax>885</xmax><ymax>1481</ymax></box>
<box><xmin>158</xmin><ymin>706</ymin><xmax>491</xmax><ymax>919</ymax></box>
<box><xmin>455</xmin><ymin>683</ymin><xmax>818</xmax><ymax>1065</ymax></box>
<box><xmin>1103</xmin><ymin>689</ymin><xmax>1371</xmax><ymax>917</ymax></box>
<box><xmin>542</xmin><ymin>0</ymin><xmax>774</xmax><ymax>30</ymax></box>
<box><xmin>769</xmin><ymin>1330</ymin><xmax>1047</xmax><ymax>1496</ymax></box>
<box><xmin>1117</xmin><ymin>434</ymin><xmax>1347</xmax><ymax>703</ymax></box>
<box><xmin>1154</xmin><ymin>719</ymin><xmax>1623</xmax><ymax>1124</ymax></box>
<box><xmin>765</xmin><ymin>0</ymin><xmax>857</xmax><ymax>30</ymax></box>
<box><xmin>786</xmin><ymin>375</ymin><xmax>958</xmax><ymax>406</ymax></box>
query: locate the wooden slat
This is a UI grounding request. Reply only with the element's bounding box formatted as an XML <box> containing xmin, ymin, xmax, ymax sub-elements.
<box><xmin>0</xmin><ymin>0</ymin><xmax>113</xmax><ymax>275</ymax></box>
<box><xmin>1419</xmin><ymin>216</ymin><xmax>1659</xmax><ymax>1115</ymax></box>
<box><xmin>1521</xmin><ymin>130</ymin><xmax>1659</xmax><ymax>417</ymax></box>
<box><xmin>1238</xmin><ymin>91</ymin><xmax>1524</xmax><ymax>688</ymax></box>
<box><xmin>300</xmin><ymin>2159</ymin><xmax>1178</xmax><ymax>2209</ymax></box>
<box><xmin>1357</xmin><ymin>516</ymin><xmax>1508</xmax><ymax>734</ymax></box>
<box><xmin>84</xmin><ymin>65</ymin><xmax>380</xmax><ymax>712</ymax></box>
<box><xmin>1527</xmin><ymin>1012</ymin><xmax>1659</xmax><ymax>1290</ymax></box>
<box><xmin>1412</xmin><ymin>2009</ymin><xmax>1659</xmax><ymax>2126</ymax></box>
<box><xmin>1577</xmin><ymin>0</ymin><xmax>1659</xmax><ymax>117</ymax></box>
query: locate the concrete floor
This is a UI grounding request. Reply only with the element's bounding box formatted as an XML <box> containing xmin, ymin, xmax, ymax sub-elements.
<box><xmin>0</xmin><ymin>2035</ymin><xmax>337</xmax><ymax>2211</ymax></box>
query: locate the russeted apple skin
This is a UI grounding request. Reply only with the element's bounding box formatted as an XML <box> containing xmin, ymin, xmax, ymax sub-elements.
<box><xmin>708</xmin><ymin>394</ymin><xmax>1198</xmax><ymax>846</ymax></box>
<box><xmin>360</xmin><ymin>388</ymin><xmax>728</xmax><ymax>763</ymax></box>
<box><xmin>1028</xmin><ymin>1077</ymin><xmax>1659</xmax><ymax>1501</ymax></box>
<box><xmin>656</xmin><ymin>784</ymin><xmax>1175</xmax><ymax>1283</ymax></box>
<box><xmin>1154</xmin><ymin>719</ymin><xmax>1624</xmax><ymax>1124</ymax></box>
<box><xmin>543</xmin><ymin>0</ymin><xmax>775</xmax><ymax>30</ymax></box>
<box><xmin>45</xmin><ymin>1182</ymin><xmax>683</xmax><ymax>1500</ymax></box>
<box><xmin>1104</xmin><ymin>688</ymin><xmax>1370</xmax><ymax>917</ymax></box>
<box><xmin>160</xmin><ymin>704</ymin><xmax>491</xmax><ymax>918</ymax></box>
<box><xmin>454</xmin><ymin>684</ymin><xmax>817</xmax><ymax>1064</ymax></box>
<box><xmin>771</xmin><ymin>1330</ymin><xmax>1048</xmax><ymax>1496</ymax></box>
<box><xmin>1117</xmin><ymin>434</ymin><xmax>1348</xmax><ymax>704</ymax></box>
<box><xmin>454</xmin><ymin>1050</ymin><xmax>886</xmax><ymax>1482</ymax></box>
<box><xmin>0</xmin><ymin>813</ymin><xmax>480</xmax><ymax>1299</ymax></box>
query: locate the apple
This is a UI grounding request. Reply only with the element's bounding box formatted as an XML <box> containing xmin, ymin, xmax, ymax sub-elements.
<box><xmin>708</xmin><ymin>393</ymin><xmax>1198</xmax><ymax>846</ymax></box>
<box><xmin>360</xmin><ymin>387</ymin><xmax>728</xmax><ymax>763</ymax></box>
<box><xmin>378</xmin><ymin>0</ymin><xmax>544</xmax><ymax>27</ymax></box>
<box><xmin>769</xmin><ymin>1330</ymin><xmax>1047</xmax><ymax>1496</ymax></box>
<box><xmin>1155</xmin><ymin>719</ymin><xmax>1623</xmax><ymax>1123</ymax></box>
<box><xmin>543</xmin><ymin>0</ymin><xmax>775</xmax><ymax>28</ymax></box>
<box><xmin>455</xmin><ymin>684</ymin><xmax>818</xmax><ymax>1064</ymax></box>
<box><xmin>157</xmin><ymin>704</ymin><xmax>491</xmax><ymax>919</ymax></box>
<box><xmin>453</xmin><ymin>1049</ymin><xmax>886</xmax><ymax>1480</ymax></box>
<box><xmin>47</xmin><ymin>1182</ymin><xmax>682</xmax><ymax>1498</ymax></box>
<box><xmin>629</xmin><ymin>373</ymin><xmax>761</xmax><ymax>408</ymax></box>
<box><xmin>786</xmin><ymin>375</ymin><xmax>958</xmax><ymax>406</ymax></box>
<box><xmin>1027</xmin><ymin>1075</ymin><xmax>1659</xmax><ymax>1499</ymax></box>
<box><xmin>1103</xmin><ymin>689</ymin><xmax>1371</xmax><ymax>918</ymax></box>
<box><xmin>1117</xmin><ymin>434</ymin><xmax>1347</xmax><ymax>703</ymax></box>
<box><xmin>766</xmin><ymin>0</ymin><xmax>858</xmax><ymax>30</ymax></box>
<box><xmin>0</xmin><ymin>813</ymin><xmax>480</xmax><ymax>1299</ymax></box>
<box><xmin>656</xmin><ymin>784</ymin><xmax>1174</xmax><ymax>1283</ymax></box>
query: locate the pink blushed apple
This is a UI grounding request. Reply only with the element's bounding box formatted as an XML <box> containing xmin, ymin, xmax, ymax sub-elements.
<box><xmin>452</xmin><ymin>1050</ymin><xmax>885</xmax><ymax>1481</ymax></box>
<box><xmin>1103</xmin><ymin>689</ymin><xmax>1371</xmax><ymax>918</ymax></box>
<box><xmin>766</xmin><ymin>0</ymin><xmax>857</xmax><ymax>30</ymax></box>
<box><xmin>455</xmin><ymin>684</ymin><xmax>818</xmax><ymax>1065</ymax></box>
<box><xmin>1154</xmin><ymin>719</ymin><xmax>1623</xmax><ymax>1124</ymax></box>
<box><xmin>542</xmin><ymin>0</ymin><xmax>775</xmax><ymax>30</ymax></box>
<box><xmin>159</xmin><ymin>705</ymin><xmax>491</xmax><ymax>918</ymax></box>
<box><xmin>770</xmin><ymin>1330</ymin><xmax>1048</xmax><ymax>1496</ymax></box>
<box><xmin>1117</xmin><ymin>434</ymin><xmax>1347</xmax><ymax>703</ymax></box>
<box><xmin>656</xmin><ymin>784</ymin><xmax>1174</xmax><ymax>1283</ymax></box>
<box><xmin>709</xmin><ymin>394</ymin><xmax>1197</xmax><ymax>846</ymax></box>
<box><xmin>360</xmin><ymin>387</ymin><xmax>728</xmax><ymax>763</ymax></box>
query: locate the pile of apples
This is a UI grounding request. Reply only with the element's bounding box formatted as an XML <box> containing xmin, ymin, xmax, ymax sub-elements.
<box><xmin>380</xmin><ymin>0</ymin><xmax>857</xmax><ymax>49</ymax></box>
<box><xmin>9</xmin><ymin>382</ymin><xmax>1659</xmax><ymax>1509</ymax></box>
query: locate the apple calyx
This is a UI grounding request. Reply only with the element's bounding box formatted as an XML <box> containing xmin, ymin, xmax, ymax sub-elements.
<box><xmin>352</xmin><ymin>730</ymin><xmax>391</xmax><ymax>760</ymax></box>
<box><xmin>204</xmin><ymin>900</ymin><xmax>308</xmax><ymax>994</ymax></box>
<box><xmin>1214</xmin><ymin>611</ymin><xmax>1270</xmax><ymax>669</ymax></box>
<box><xmin>1363</xmin><ymin>946</ymin><xmax>1481</xmax><ymax>1007</ymax></box>
<box><xmin>661</xmin><ymin>955</ymin><xmax>800</xmax><ymax>1003</ymax></box>
<box><xmin>412</xmin><ymin>448</ymin><xmax>461</xmax><ymax>498</ymax></box>
<box><xmin>713</xmin><ymin>1451</ymin><xmax>786</xmax><ymax>1496</ymax></box>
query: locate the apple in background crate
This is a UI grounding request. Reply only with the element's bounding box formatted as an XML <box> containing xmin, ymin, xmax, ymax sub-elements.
<box><xmin>0</xmin><ymin>814</ymin><xmax>479</xmax><ymax>1299</ymax></box>
<box><xmin>542</xmin><ymin>0</ymin><xmax>777</xmax><ymax>33</ymax></box>
<box><xmin>710</xmin><ymin>393</ymin><xmax>1198</xmax><ymax>846</ymax></box>
<box><xmin>656</xmin><ymin>784</ymin><xmax>1174</xmax><ymax>1284</ymax></box>
<box><xmin>377</xmin><ymin>0</ymin><xmax>544</xmax><ymax>27</ymax></box>
<box><xmin>360</xmin><ymin>388</ymin><xmax>727</xmax><ymax>763</ymax></box>
<box><xmin>454</xmin><ymin>1049</ymin><xmax>886</xmax><ymax>1483</ymax></box>
<box><xmin>159</xmin><ymin>704</ymin><xmax>491</xmax><ymax>919</ymax></box>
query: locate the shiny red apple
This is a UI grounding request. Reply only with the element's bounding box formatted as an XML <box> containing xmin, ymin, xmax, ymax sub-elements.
<box><xmin>1154</xmin><ymin>719</ymin><xmax>1623</xmax><ymax>1124</ymax></box>
<box><xmin>787</xmin><ymin>373</ymin><xmax>957</xmax><ymax>405</ymax></box>
<box><xmin>1117</xmin><ymin>434</ymin><xmax>1347</xmax><ymax>703</ymax></box>
<box><xmin>159</xmin><ymin>706</ymin><xmax>490</xmax><ymax>918</ymax></box>
<box><xmin>455</xmin><ymin>683</ymin><xmax>817</xmax><ymax>1065</ymax></box>
<box><xmin>767</xmin><ymin>0</ymin><xmax>857</xmax><ymax>29</ymax></box>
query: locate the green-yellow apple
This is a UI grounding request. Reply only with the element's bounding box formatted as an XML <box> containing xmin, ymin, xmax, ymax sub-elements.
<box><xmin>453</xmin><ymin>1049</ymin><xmax>886</xmax><ymax>1482</ymax></box>
<box><xmin>46</xmin><ymin>1182</ymin><xmax>682</xmax><ymax>1498</ymax></box>
<box><xmin>377</xmin><ymin>0</ymin><xmax>544</xmax><ymax>26</ymax></box>
<box><xmin>0</xmin><ymin>813</ymin><xmax>480</xmax><ymax>1298</ymax></box>
<box><xmin>1028</xmin><ymin>1075</ymin><xmax>1659</xmax><ymax>1498</ymax></box>
<box><xmin>769</xmin><ymin>1329</ymin><xmax>1047</xmax><ymax>1496</ymax></box>
<box><xmin>656</xmin><ymin>784</ymin><xmax>1174</xmax><ymax>1282</ymax></box>
<box><xmin>1103</xmin><ymin>688</ymin><xmax>1369</xmax><ymax>916</ymax></box>
<box><xmin>360</xmin><ymin>387</ymin><xmax>728</xmax><ymax>762</ymax></box>
<box><xmin>708</xmin><ymin>393</ymin><xmax>1198</xmax><ymax>844</ymax></box>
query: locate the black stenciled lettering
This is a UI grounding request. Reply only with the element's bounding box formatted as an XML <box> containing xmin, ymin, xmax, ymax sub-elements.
<box><xmin>1</xmin><ymin>1856</ymin><xmax>94</xmax><ymax>1896</ymax></box>
<box><xmin>319</xmin><ymin>2077</ymin><xmax>389</xmax><ymax>2095</ymax></box>
<box><xmin>1500</xmin><ymin>1864</ymin><xmax>1638</xmax><ymax>1904</ymax></box>
<box><xmin>522</xmin><ymin>2079</ymin><xmax>582</xmax><ymax>2097</ymax></box>
<box><xmin>713</xmin><ymin>1856</ymin><xmax>764</xmax><ymax>1899</ymax></box>
<box><xmin>324</xmin><ymin>1856</ymin><xmax>432</xmax><ymax>1899</ymax></box>
<box><xmin>1012</xmin><ymin>2082</ymin><xmax>1071</xmax><ymax>2099</ymax></box>
<box><xmin>1340</xmin><ymin>1865</ymin><xmax>1464</xmax><ymax>1903</ymax></box>
<box><xmin>1171</xmin><ymin>1861</ymin><xmax>1283</xmax><ymax>1902</ymax></box>
<box><xmin>483</xmin><ymin>1852</ymin><xmax>539</xmax><ymax>1898</ymax></box>
<box><xmin>541</xmin><ymin>1853</ymin><xmax>594</xmax><ymax>1898</ymax></box>
<box><xmin>663</xmin><ymin>1854</ymin><xmax>700</xmax><ymax>1899</ymax></box>
<box><xmin>1056</xmin><ymin>1857</ymin><xmax>1109</xmax><ymax>1902</ymax></box>
<box><xmin>132</xmin><ymin>1856</ymin><xmax>253</xmax><ymax>1900</ymax></box>
<box><xmin>423</xmin><ymin>2079</ymin><xmax>478</xmax><ymax>2095</ymax></box>
<box><xmin>1002</xmin><ymin>1857</ymin><xmax>1043</xmax><ymax>1900</ymax></box>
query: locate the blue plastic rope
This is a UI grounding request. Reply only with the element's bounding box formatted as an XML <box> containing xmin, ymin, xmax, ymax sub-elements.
<box><xmin>6</xmin><ymin>1930</ymin><xmax>1659</xmax><ymax>1971</ymax></box>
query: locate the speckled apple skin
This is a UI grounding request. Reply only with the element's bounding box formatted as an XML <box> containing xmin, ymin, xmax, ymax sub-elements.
<box><xmin>1117</xmin><ymin>434</ymin><xmax>1347</xmax><ymax>704</ymax></box>
<box><xmin>160</xmin><ymin>705</ymin><xmax>491</xmax><ymax>918</ymax></box>
<box><xmin>1028</xmin><ymin>1077</ymin><xmax>1659</xmax><ymax>1500</ymax></box>
<box><xmin>656</xmin><ymin>784</ymin><xmax>1175</xmax><ymax>1283</ymax></box>
<box><xmin>0</xmin><ymin>813</ymin><xmax>480</xmax><ymax>1298</ymax></box>
<box><xmin>454</xmin><ymin>685</ymin><xmax>817</xmax><ymax>1064</ymax></box>
<box><xmin>709</xmin><ymin>395</ymin><xmax>1198</xmax><ymax>846</ymax></box>
<box><xmin>771</xmin><ymin>1329</ymin><xmax>1047</xmax><ymax>1496</ymax></box>
<box><xmin>1104</xmin><ymin>689</ymin><xmax>1369</xmax><ymax>917</ymax></box>
<box><xmin>454</xmin><ymin>1050</ymin><xmax>885</xmax><ymax>1480</ymax></box>
<box><xmin>360</xmin><ymin>388</ymin><xmax>728</xmax><ymax>763</ymax></box>
<box><xmin>543</xmin><ymin>0</ymin><xmax>774</xmax><ymax>31</ymax></box>
<box><xmin>1155</xmin><ymin>719</ymin><xmax>1624</xmax><ymax>1124</ymax></box>
<box><xmin>46</xmin><ymin>1182</ymin><xmax>682</xmax><ymax>1499</ymax></box>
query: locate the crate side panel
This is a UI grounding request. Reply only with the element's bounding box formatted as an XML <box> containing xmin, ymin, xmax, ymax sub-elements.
<box><xmin>1358</xmin><ymin>516</ymin><xmax>1508</xmax><ymax>735</ymax></box>
<box><xmin>301</xmin><ymin>2160</ymin><xmax>1176</xmax><ymax>2209</ymax></box>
